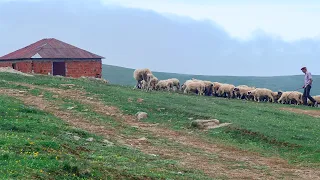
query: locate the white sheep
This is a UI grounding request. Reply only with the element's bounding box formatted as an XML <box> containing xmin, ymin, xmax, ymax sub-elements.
<box><xmin>148</xmin><ymin>76</ymin><xmax>159</xmax><ymax>91</ymax></box>
<box><xmin>247</xmin><ymin>88</ymin><xmax>275</xmax><ymax>102</ymax></box>
<box><xmin>184</xmin><ymin>81</ymin><xmax>206</xmax><ymax>95</ymax></box>
<box><xmin>278</xmin><ymin>91</ymin><xmax>303</xmax><ymax>105</ymax></box>
<box><xmin>156</xmin><ymin>80</ymin><xmax>173</xmax><ymax>91</ymax></box>
<box><xmin>234</xmin><ymin>85</ymin><xmax>255</xmax><ymax>99</ymax></box>
<box><xmin>217</xmin><ymin>84</ymin><xmax>235</xmax><ymax>98</ymax></box>
<box><xmin>133</xmin><ymin>68</ymin><xmax>152</xmax><ymax>89</ymax></box>
<box><xmin>168</xmin><ymin>78</ymin><xmax>180</xmax><ymax>90</ymax></box>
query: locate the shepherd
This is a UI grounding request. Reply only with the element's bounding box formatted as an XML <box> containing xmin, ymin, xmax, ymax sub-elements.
<box><xmin>301</xmin><ymin>67</ymin><xmax>318</xmax><ymax>107</ymax></box>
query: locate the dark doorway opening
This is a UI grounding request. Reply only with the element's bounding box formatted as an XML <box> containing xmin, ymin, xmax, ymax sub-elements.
<box><xmin>12</xmin><ymin>63</ymin><xmax>16</xmax><ymax>70</ymax></box>
<box><xmin>53</xmin><ymin>62</ymin><xmax>66</xmax><ymax>76</ymax></box>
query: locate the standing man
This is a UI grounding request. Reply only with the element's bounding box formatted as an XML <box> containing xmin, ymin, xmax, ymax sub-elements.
<box><xmin>301</xmin><ymin>67</ymin><xmax>318</xmax><ymax>107</ymax></box>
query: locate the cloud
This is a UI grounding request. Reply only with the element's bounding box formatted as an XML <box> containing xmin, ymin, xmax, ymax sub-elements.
<box><xmin>0</xmin><ymin>0</ymin><xmax>319</xmax><ymax>76</ymax></box>
<box><xmin>102</xmin><ymin>0</ymin><xmax>320</xmax><ymax>41</ymax></box>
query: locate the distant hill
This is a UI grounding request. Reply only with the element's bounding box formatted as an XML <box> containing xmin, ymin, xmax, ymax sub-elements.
<box><xmin>102</xmin><ymin>64</ymin><xmax>320</xmax><ymax>95</ymax></box>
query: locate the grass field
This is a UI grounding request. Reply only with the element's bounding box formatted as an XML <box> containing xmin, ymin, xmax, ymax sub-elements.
<box><xmin>102</xmin><ymin>64</ymin><xmax>320</xmax><ymax>95</ymax></box>
<box><xmin>1</xmin><ymin>72</ymin><xmax>320</xmax><ymax>179</ymax></box>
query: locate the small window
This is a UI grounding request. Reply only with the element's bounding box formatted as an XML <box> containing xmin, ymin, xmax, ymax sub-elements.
<box><xmin>12</xmin><ymin>63</ymin><xmax>16</xmax><ymax>70</ymax></box>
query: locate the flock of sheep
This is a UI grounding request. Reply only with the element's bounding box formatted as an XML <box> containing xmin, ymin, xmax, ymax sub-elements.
<box><xmin>133</xmin><ymin>68</ymin><xmax>319</xmax><ymax>106</ymax></box>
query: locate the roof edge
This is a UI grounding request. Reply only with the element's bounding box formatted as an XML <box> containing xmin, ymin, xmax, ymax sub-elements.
<box><xmin>0</xmin><ymin>58</ymin><xmax>104</xmax><ymax>62</ymax></box>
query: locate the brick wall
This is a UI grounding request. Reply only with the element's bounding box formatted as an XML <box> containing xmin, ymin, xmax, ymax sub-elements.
<box><xmin>0</xmin><ymin>59</ymin><xmax>102</xmax><ymax>78</ymax></box>
<box><xmin>0</xmin><ymin>61</ymin><xmax>32</xmax><ymax>73</ymax></box>
<box><xmin>66</xmin><ymin>60</ymin><xmax>102</xmax><ymax>78</ymax></box>
<box><xmin>33</xmin><ymin>61</ymin><xmax>52</xmax><ymax>75</ymax></box>
<box><xmin>16</xmin><ymin>61</ymin><xmax>32</xmax><ymax>73</ymax></box>
<box><xmin>0</xmin><ymin>62</ymin><xmax>13</xmax><ymax>68</ymax></box>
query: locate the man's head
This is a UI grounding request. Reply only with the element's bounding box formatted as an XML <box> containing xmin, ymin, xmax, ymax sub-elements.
<box><xmin>301</xmin><ymin>67</ymin><xmax>307</xmax><ymax>73</ymax></box>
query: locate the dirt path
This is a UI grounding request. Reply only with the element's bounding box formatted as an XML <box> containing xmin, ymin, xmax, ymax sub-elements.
<box><xmin>280</xmin><ymin>107</ymin><xmax>320</xmax><ymax>118</ymax></box>
<box><xmin>2</xmin><ymin>83</ymin><xmax>320</xmax><ymax>179</ymax></box>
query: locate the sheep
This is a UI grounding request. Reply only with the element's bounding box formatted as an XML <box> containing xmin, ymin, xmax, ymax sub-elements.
<box><xmin>308</xmin><ymin>96</ymin><xmax>320</xmax><ymax>106</ymax></box>
<box><xmin>202</xmin><ymin>81</ymin><xmax>214</xmax><ymax>96</ymax></box>
<box><xmin>148</xmin><ymin>76</ymin><xmax>159</xmax><ymax>91</ymax></box>
<box><xmin>156</xmin><ymin>80</ymin><xmax>173</xmax><ymax>91</ymax></box>
<box><xmin>288</xmin><ymin>92</ymin><xmax>303</xmax><ymax>105</ymax></box>
<box><xmin>186</xmin><ymin>79</ymin><xmax>213</xmax><ymax>96</ymax></box>
<box><xmin>247</xmin><ymin>88</ymin><xmax>275</xmax><ymax>102</ymax></box>
<box><xmin>133</xmin><ymin>68</ymin><xmax>152</xmax><ymax>89</ymax></box>
<box><xmin>168</xmin><ymin>78</ymin><xmax>180</xmax><ymax>91</ymax></box>
<box><xmin>271</xmin><ymin>91</ymin><xmax>283</xmax><ymax>103</ymax></box>
<box><xmin>217</xmin><ymin>84</ymin><xmax>235</xmax><ymax>98</ymax></box>
<box><xmin>146</xmin><ymin>73</ymin><xmax>155</xmax><ymax>83</ymax></box>
<box><xmin>140</xmin><ymin>80</ymin><xmax>148</xmax><ymax>90</ymax></box>
<box><xmin>213</xmin><ymin>82</ymin><xmax>222</xmax><ymax>96</ymax></box>
<box><xmin>184</xmin><ymin>81</ymin><xmax>206</xmax><ymax>95</ymax></box>
<box><xmin>234</xmin><ymin>85</ymin><xmax>255</xmax><ymax>99</ymax></box>
<box><xmin>181</xmin><ymin>79</ymin><xmax>198</xmax><ymax>92</ymax></box>
<box><xmin>278</xmin><ymin>91</ymin><xmax>303</xmax><ymax>105</ymax></box>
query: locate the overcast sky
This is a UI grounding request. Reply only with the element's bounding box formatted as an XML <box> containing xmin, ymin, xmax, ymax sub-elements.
<box><xmin>0</xmin><ymin>0</ymin><xmax>320</xmax><ymax>76</ymax></box>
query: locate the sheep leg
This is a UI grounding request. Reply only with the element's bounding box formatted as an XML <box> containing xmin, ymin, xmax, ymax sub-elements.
<box><xmin>269</xmin><ymin>96</ymin><xmax>274</xmax><ymax>103</ymax></box>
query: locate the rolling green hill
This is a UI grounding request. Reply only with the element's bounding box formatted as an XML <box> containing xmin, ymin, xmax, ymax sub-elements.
<box><xmin>1</xmin><ymin>72</ymin><xmax>320</xmax><ymax>179</ymax></box>
<box><xmin>102</xmin><ymin>64</ymin><xmax>320</xmax><ymax>95</ymax></box>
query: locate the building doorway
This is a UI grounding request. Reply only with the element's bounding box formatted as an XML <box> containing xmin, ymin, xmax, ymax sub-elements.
<box><xmin>12</xmin><ymin>63</ymin><xmax>16</xmax><ymax>70</ymax></box>
<box><xmin>52</xmin><ymin>62</ymin><xmax>66</xmax><ymax>76</ymax></box>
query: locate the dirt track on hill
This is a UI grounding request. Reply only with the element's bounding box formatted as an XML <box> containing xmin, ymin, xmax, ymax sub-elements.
<box><xmin>1</xmin><ymin>83</ymin><xmax>320</xmax><ymax>179</ymax></box>
<box><xmin>280</xmin><ymin>107</ymin><xmax>320</xmax><ymax>118</ymax></box>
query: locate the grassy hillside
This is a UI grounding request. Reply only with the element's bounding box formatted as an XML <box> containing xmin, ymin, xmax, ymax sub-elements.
<box><xmin>1</xmin><ymin>72</ymin><xmax>320</xmax><ymax>179</ymax></box>
<box><xmin>102</xmin><ymin>64</ymin><xmax>320</xmax><ymax>95</ymax></box>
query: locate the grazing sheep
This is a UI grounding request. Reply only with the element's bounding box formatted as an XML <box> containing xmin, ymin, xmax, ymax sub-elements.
<box><xmin>271</xmin><ymin>91</ymin><xmax>283</xmax><ymax>103</ymax></box>
<box><xmin>247</xmin><ymin>88</ymin><xmax>275</xmax><ymax>102</ymax></box>
<box><xmin>156</xmin><ymin>80</ymin><xmax>173</xmax><ymax>91</ymax></box>
<box><xmin>234</xmin><ymin>85</ymin><xmax>255</xmax><ymax>99</ymax></box>
<box><xmin>168</xmin><ymin>78</ymin><xmax>180</xmax><ymax>90</ymax></box>
<box><xmin>217</xmin><ymin>84</ymin><xmax>235</xmax><ymax>98</ymax></box>
<box><xmin>146</xmin><ymin>73</ymin><xmax>155</xmax><ymax>82</ymax></box>
<box><xmin>307</xmin><ymin>96</ymin><xmax>320</xmax><ymax>106</ymax></box>
<box><xmin>213</xmin><ymin>82</ymin><xmax>222</xmax><ymax>96</ymax></box>
<box><xmin>187</xmin><ymin>79</ymin><xmax>213</xmax><ymax>96</ymax></box>
<box><xmin>288</xmin><ymin>92</ymin><xmax>303</xmax><ymax>105</ymax></box>
<box><xmin>148</xmin><ymin>76</ymin><xmax>159</xmax><ymax>91</ymax></box>
<box><xmin>133</xmin><ymin>68</ymin><xmax>152</xmax><ymax>89</ymax></box>
<box><xmin>278</xmin><ymin>91</ymin><xmax>303</xmax><ymax>105</ymax></box>
<box><xmin>184</xmin><ymin>81</ymin><xmax>206</xmax><ymax>95</ymax></box>
<box><xmin>181</xmin><ymin>79</ymin><xmax>198</xmax><ymax>92</ymax></box>
<box><xmin>202</xmin><ymin>81</ymin><xmax>214</xmax><ymax>96</ymax></box>
<box><xmin>140</xmin><ymin>80</ymin><xmax>148</xmax><ymax>90</ymax></box>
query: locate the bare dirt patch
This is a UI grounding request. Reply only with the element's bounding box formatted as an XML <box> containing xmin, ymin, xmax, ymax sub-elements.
<box><xmin>3</xmin><ymin>83</ymin><xmax>320</xmax><ymax>179</ymax></box>
<box><xmin>280</xmin><ymin>107</ymin><xmax>320</xmax><ymax>118</ymax></box>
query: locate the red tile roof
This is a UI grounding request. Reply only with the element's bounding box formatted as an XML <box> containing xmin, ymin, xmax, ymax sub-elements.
<box><xmin>0</xmin><ymin>38</ymin><xmax>104</xmax><ymax>60</ymax></box>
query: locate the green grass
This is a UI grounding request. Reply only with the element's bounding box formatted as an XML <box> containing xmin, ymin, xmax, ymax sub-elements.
<box><xmin>0</xmin><ymin>94</ymin><xmax>208</xmax><ymax>179</ymax></box>
<box><xmin>102</xmin><ymin>64</ymin><xmax>320</xmax><ymax>95</ymax></box>
<box><xmin>1</xmin><ymin>71</ymin><xmax>320</xmax><ymax>178</ymax></box>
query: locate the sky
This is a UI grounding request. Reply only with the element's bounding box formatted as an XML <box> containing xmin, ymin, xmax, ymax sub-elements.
<box><xmin>0</xmin><ymin>0</ymin><xmax>320</xmax><ymax>76</ymax></box>
<box><xmin>102</xmin><ymin>0</ymin><xmax>320</xmax><ymax>41</ymax></box>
